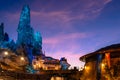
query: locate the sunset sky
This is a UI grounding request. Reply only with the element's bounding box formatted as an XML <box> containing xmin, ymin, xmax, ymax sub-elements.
<box><xmin>0</xmin><ymin>0</ymin><xmax>120</xmax><ymax>68</ymax></box>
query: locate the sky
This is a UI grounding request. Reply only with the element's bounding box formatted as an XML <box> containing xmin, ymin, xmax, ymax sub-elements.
<box><xmin>0</xmin><ymin>0</ymin><xmax>120</xmax><ymax>68</ymax></box>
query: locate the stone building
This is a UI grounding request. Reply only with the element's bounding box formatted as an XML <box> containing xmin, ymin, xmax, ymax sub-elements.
<box><xmin>32</xmin><ymin>56</ymin><xmax>61</xmax><ymax>70</ymax></box>
<box><xmin>80</xmin><ymin>43</ymin><xmax>120</xmax><ymax>80</ymax></box>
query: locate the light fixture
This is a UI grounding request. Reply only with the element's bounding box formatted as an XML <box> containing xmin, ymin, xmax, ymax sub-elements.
<box><xmin>101</xmin><ymin>63</ymin><xmax>105</xmax><ymax>69</ymax></box>
<box><xmin>84</xmin><ymin>65</ymin><xmax>90</xmax><ymax>70</ymax></box>
<box><xmin>4</xmin><ymin>51</ymin><xmax>8</xmax><ymax>56</ymax></box>
<box><xmin>101</xmin><ymin>63</ymin><xmax>105</xmax><ymax>67</ymax></box>
<box><xmin>20</xmin><ymin>57</ymin><xmax>25</xmax><ymax>61</ymax></box>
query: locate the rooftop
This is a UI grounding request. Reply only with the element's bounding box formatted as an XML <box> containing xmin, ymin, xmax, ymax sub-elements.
<box><xmin>80</xmin><ymin>43</ymin><xmax>120</xmax><ymax>62</ymax></box>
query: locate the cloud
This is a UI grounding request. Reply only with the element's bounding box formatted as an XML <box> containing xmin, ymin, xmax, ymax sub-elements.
<box><xmin>29</xmin><ymin>0</ymin><xmax>112</xmax><ymax>32</ymax></box>
<box><xmin>31</xmin><ymin>11</ymin><xmax>72</xmax><ymax>28</ymax></box>
<box><xmin>0</xmin><ymin>0</ymin><xmax>112</xmax><ymax>32</ymax></box>
<box><xmin>43</xmin><ymin>32</ymin><xmax>88</xmax><ymax>44</ymax></box>
<box><xmin>42</xmin><ymin>32</ymin><xmax>92</xmax><ymax>59</ymax></box>
<box><xmin>103</xmin><ymin>0</ymin><xmax>112</xmax><ymax>4</ymax></box>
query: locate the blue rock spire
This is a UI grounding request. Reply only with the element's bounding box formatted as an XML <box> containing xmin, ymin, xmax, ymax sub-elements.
<box><xmin>16</xmin><ymin>5</ymin><xmax>43</xmax><ymax>65</ymax></box>
<box><xmin>17</xmin><ymin>5</ymin><xmax>34</xmax><ymax>46</ymax></box>
<box><xmin>16</xmin><ymin>5</ymin><xmax>34</xmax><ymax>65</ymax></box>
<box><xmin>19</xmin><ymin>5</ymin><xmax>30</xmax><ymax>28</ymax></box>
<box><xmin>0</xmin><ymin>23</ymin><xmax>4</xmax><ymax>42</ymax></box>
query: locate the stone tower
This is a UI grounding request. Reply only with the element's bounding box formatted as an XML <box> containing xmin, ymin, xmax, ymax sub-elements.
<box><xmin>17</xmin><ymin>5</ymin><xmax>34</xmax><ymax>46</ymax></box>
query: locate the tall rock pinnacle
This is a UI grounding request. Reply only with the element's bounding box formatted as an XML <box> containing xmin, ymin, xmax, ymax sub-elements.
<box><xmin>19</xmin><ymin>5</ymin><xmax>30</xmax><ymax>27</ymax></box>
<box><xmin>17</xmin><ymin>5</ymin><xmax>34</xmax><ymax>46</ymax></box>
<box><xmin>0</xmin><ymin>23</ymin><xmax>4</xmax><ymax>42</ymax></box>
<box><xmin>17</xmin><ymin>5</ymin><xmax>43</xmax><ymax>58</ymax></box>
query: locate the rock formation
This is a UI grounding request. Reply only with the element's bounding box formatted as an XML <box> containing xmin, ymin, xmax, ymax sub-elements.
<box><xmin>16</xmin><ymin>5</ymin><xmax>43</xmax><ymax>65</ymax></box>
<box><xmin>0</xmin><ymin>23</ymin><xmax>4</xmax><ymax>42</ymax></box>
<box><xmin>60</xmin><ymin>57</ymin><xmax>70</xmax><ymax>70</ymax></box>
<box><xmin>17</xmin><ymin>5</ymin><xmax>34</xmax><ymax>46</ymax></box>
<box><xmin>0</xmin><ymin>23</ymin><xmax>16</xmax><ymax>51</ymax></box>
<box><xmin>17</xmin><ymin>5</ymin><xmax>42</xmax><ymax>54</ymax></box>
<box><xmin>0</xmin><ymin>5</ymin><xmax>70</xmax><ymax>72</ymax></box>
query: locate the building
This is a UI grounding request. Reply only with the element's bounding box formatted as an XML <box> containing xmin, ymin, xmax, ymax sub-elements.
<box><xmin>32</xmin><ymin>56</ymin><xmax>61</xmax><ymax>70</ymax></box>
<box><xmin>80</xmin><ymin>43</ymin><xmax>120</xmax><ymax>80</ymax></box>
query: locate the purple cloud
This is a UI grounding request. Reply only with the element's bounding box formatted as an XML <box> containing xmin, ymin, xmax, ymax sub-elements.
<box><xmin>42</xmin><ymin>32</ymin><xmax>93</xmax><ymax>65</ymax></box>
<box><xmin>43</xmin><ymin>32</ymin><xmax>88</xmax><ymax>44</ymax></box>
<box><xmin>31</xmin><ymin>0</ymin><xmax>112</xmax><ymax>22</ymax></box>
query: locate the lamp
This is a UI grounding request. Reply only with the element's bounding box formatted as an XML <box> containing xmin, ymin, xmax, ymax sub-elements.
<box><xmin>4</xmin><ymin>51</ymin><xmax>8</xmax><ymax>56</ymax></box>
